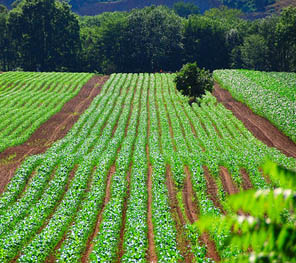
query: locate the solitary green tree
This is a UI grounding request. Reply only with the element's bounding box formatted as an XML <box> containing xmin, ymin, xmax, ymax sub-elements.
<box><xmin>174</xmin><ymin>62</ymin><xmax>213</xmax><ymax>103</ymax></box>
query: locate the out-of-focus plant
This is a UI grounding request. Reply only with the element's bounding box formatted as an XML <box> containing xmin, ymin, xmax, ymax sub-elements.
<box><xmin>197</xmin><ymin>160</ymin><xmax>296</xmax><ymax>262</ymax></box>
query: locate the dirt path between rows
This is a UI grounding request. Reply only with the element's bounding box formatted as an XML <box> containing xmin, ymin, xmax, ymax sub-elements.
<box><xmin>81</xmin><ymin>164</ymin><xmax>115</xmax><ymax>263</ymax></box>
<box><xmin>203</xmin><ymin>166</ymin><xmax>226</xmax><ymax>214</ymax></box>
<box><xmin>219</xmin><ymin>167</ymin><xmax>239</xmax><ymax>195</ymax></box>
<box><xmin>213</xmin><ymin>84</ymin><xmax>296</xmax><ymax>159</ymax></box>
<box><xmin>183</xmin><ymin>167</ymin><xmax>220</xmax><ymax>262</ymax></box>
<box><xmin>240</xmin><ymin>169</ymin><xmax>253</xmax><ymax>190</ymax></box>
<box><xmin>166</xmin><ymin>166</ymin><xmax>194</xmax><ymax>262</ymax></box>
<box><xmin>0</xmin><ymin>75</ymin><xmax>109</xmax><ymax>194</ymax></box>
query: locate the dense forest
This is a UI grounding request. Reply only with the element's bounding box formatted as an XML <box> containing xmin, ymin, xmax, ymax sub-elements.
<box><xmin>0</xmin><ymin>0</ymin><xmax>296</xmax><ymax>73</ymax></box>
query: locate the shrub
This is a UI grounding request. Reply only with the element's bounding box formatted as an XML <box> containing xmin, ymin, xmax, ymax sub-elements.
<box><xmin>174</xmin><ymin>62</ymin><xmax>213</xmax><ymax>103</ymax></box>
<box><xmin>197</xmin><ymin>161</ymin><xmax>296</xmax><ymax>262</ymax></box>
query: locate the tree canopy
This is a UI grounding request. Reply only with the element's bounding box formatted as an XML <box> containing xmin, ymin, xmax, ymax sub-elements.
<box><xmin>1</xmin><ymin>2</ymin><xmax>296</xmax><ymax>73</ymax></box>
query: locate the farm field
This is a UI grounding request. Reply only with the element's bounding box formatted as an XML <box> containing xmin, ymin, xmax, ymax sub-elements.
<box><xmin>0</xmin><ymin>72</ymin><xmax>94</xmax><ymax>153</ymax></box>
<box><xmin>214</xmin><ymin>69</ymin><xmax>296</xmax><ymax>143</ymax></box>
<box><xmin>0</xmin><ymin>73</ymin><xmax>295</xmax><ymax>262</ymax></box>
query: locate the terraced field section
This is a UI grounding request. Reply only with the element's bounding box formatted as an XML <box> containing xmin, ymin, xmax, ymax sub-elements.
<box><xmin>0</xmin><ymin>73</ymin><xmax>295</xmax><ymax>262</ymax></box>
<box><xmin>0</xmin><ymin>72</ymin><xmax>94</xmax><ymax>153</ymax></box>
<box><xmin>214</xmin><ymin>69</ymin><xmax>296</xmax><ymax>143</ymax></box>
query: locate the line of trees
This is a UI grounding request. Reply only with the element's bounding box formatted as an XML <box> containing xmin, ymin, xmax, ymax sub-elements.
<box><xmin>0</xmin><ymin>0</ymin><xmax>296</xmax><ymax>73</ymax></box>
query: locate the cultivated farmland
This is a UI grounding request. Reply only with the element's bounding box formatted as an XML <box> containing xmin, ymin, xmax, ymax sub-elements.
<box><xmin>214</xmin><ymin>69</ymin><xmax>296</xmax><ymax>143</ymax></box>
<box><xmin>0</xmin><ymin>73</ymin><xmax>295</xmax><ymax>262</ymax></box>
<box><xmin>0</xmin><ymin>72</ymin><xmax>93</xmax><ymax>152</ymax></box>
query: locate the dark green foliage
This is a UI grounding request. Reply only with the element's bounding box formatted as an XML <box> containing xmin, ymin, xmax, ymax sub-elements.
<box><xmin>1</xmin><ymin>3</ymin><xmax>296</xmax><ymax>73</ymax></box>
<box><xmin>81</xmin><ymin>6</ymin><xmax>183</xmax><ymax>74</ymax></box>
<box><xmin>183</xmin><ymin>15</ymin><xmax>229</xmax><ymax>71</ymax></box>
<box><xmin>173</xmin><ymin>1</ymin><xmax>200</xmax><ymax>18</ymax></box>
<box><xmin>174</xmin><ymin>62</ymin><xmax>213</xmax><ymax>101</ymax></box>
<box><xmin>240</xmin><ymin>34</ymin><xmax>269</xmax><ymax>70</ymax></box>
<box><xmin>7</xmin><ymin>0</ymin><xmax>81</xmax><ymax>71</ymax></box>
<box><xmin>275</xmin><ymin>7</ymin><xmax>296</xmax><ymax>71</ymax></box>
<box><xmin>197</xmin><ymin>161</ymin><xmax>296</xmax><ymax>262</ymax></box>
<box><xmin>124</xmin><ymin>6</ymin><xmax>183</xmax><ymax>73</ymax></box>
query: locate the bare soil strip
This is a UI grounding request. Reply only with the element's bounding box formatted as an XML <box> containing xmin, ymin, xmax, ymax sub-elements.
<box><xmin>203</xmin><ymin>166</ymin><xmax>226</xmax><ymax>214</ymax></box>
<box><xmin>240</xmin><ymin>169</ymin><xmax>253</xmax><ymax>190</ymax></box>
<box><xmin>146</xmin><ymin>84</ymin><xmax>158</xmax><ymax>263</ymax></box>
<box><xmin>183</xmin><ymin>167</ymin><xmax>220</xmax><ymax>262</ymax></box>
<box><xmin>166</xmin><ymin>165</ymin><xmax>194</xmax><ymax>263</ymax></box>
<box><xmin>219</xmin><ymin>167</ymin><xmax>239</xmax><ymax>195</ymax></box>
<box><xmin>81</xmin><ymin>164</ymin><xmax>116</xmax><ymax>263</ymax></box>
<box><xmin>0</xmin><ymin>75</ymin><xmax>109</xmax><ymax>194</ymax></box>
<box><xmin>213</xmin><ymin>84</ymin><xmax>296</xmax><ymax>159</ymax></box>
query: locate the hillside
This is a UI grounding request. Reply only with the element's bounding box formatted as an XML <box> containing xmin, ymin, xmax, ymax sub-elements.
<box><xmin>73</xmin><ymin>0</ymin><xmax>220</xmax><ymax>15</ymax></box>
<box><xmin>0</xmin><ymin>0</ymin><xmax>220</xmax><ymax>13</ymax></box>
<box><xmin>1</xmin><ymin>0</ymin><xmax>296</xmax><ymax>15</ymax></box>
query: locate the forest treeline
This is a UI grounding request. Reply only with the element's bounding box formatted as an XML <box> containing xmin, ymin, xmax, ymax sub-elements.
<box><xmin>0</xmin><ymin>0</ymin><xmax>296</xmax><ymax>73</ymax></box>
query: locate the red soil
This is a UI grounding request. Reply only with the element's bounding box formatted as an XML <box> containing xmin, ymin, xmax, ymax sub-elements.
<box><xmin>0</xmin><ymin>76</ymin><xmax>108</xmax><ymax>194</ymax></box>
<box><xmin>240</xmin><ymin>169</ymin><xmax>253</xmax><ymax>190</ymax></box>
<box><xmin>166</xmin><ymin>166</ymin><xmax>194</xmax><ymax>262</ymax></box>
<box><xmin>203</xmin><ymin>166</ymin><xmax>226</xmax><ymax>214</ymax></box>
<box><xmin>183</xmin><ymin>167</ymin><xmax>220</xmax><ymax>262</ymax></box>
<box><xmin>219</xmin><ymin>167</ymin><xmax>239</xmax><ymax>195</ymax></box>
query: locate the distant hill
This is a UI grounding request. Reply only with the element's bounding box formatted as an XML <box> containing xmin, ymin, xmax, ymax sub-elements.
<box><xmin>74</xmin><ymin>0</ymin><xmax>221</xmax><ymax>15</ymax></box>
<box><xmin>1</xmin><ymin>0</ymin><xmax>296</xmax><ymax>16</ymax></box>
<box><xmin>0</xmin><ymin>0</ymin><xmax>220</xmax><ymax>13</ymax></box>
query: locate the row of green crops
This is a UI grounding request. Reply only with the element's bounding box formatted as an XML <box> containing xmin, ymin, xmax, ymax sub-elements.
<box><xmin>149</xmin><ymin>73</ymin><xmax>295</xmax><ymax>261</ymax></box>
<box><xmin>214</xmin><ymin>69</ymin><xmax>296</xmax><ymax>143</ymax></box>
<box><xmin>0</xmin><ymin>73</ymin><xmax>295</xmax><ymax>262</ymax></box>
<box><xmin>0</xmin><ymin>72</ymin><xmax>93</xmax><ymax>152</ymax></box>
<box><xmin>0</xmin><ymin>73</ymin><xmax>130</xmax><ymax>262</ymax></box>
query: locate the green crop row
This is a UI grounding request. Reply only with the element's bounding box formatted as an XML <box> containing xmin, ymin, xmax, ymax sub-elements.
<box><xmin>0</xmin><ymin>72</ymin><xmax>295</xmax><ymax>262</ymax></box>
<box><xmin>0</xmin><ymin>72</ymin><xmax>93</xmax><ymax>152</ymax></box>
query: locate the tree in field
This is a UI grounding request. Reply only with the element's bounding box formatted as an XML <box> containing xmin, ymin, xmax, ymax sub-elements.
<box><xmin>174</xmin><ymin>62</ymin><xmax>213</xmax><ymax>103</ymax></box>
<box><xmin>197</xmin><ymin>161</ymin><xmax>296</xmax><ymax>262</ymax></box>
<box><xmin>8</xmin><ymin>0</ymin><xmax>81</xmax><ymax>71</ymax></box>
